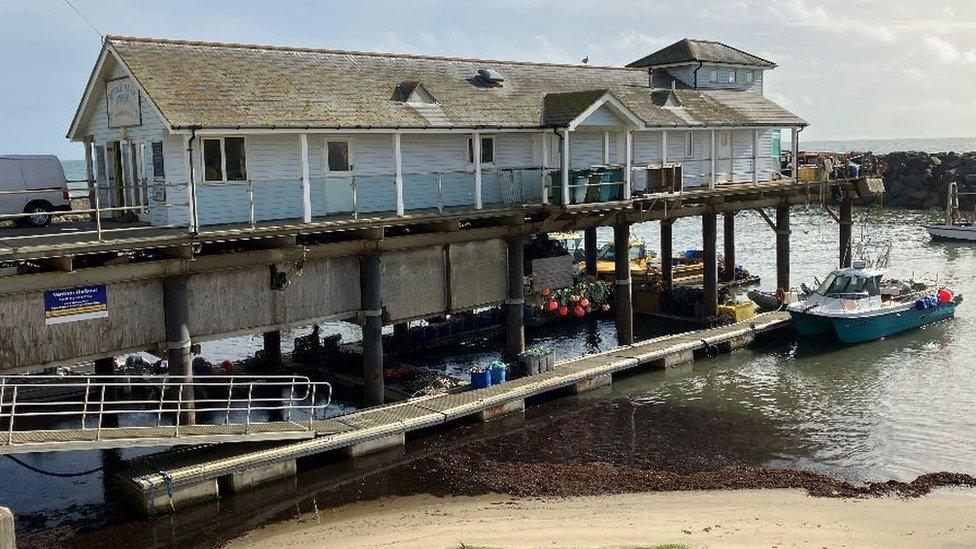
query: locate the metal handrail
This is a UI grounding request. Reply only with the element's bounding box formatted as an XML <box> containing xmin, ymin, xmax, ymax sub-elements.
<box><xmin>0</xmin><ymin>374</ymin><xmax>332</xmax><ymax>446</ymax></box>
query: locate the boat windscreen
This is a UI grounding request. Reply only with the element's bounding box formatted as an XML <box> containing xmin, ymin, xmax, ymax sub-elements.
<box><xmin>817</xmin><ymin>274</ymin><xmax>879</xmax><ymax>296</ymax></box>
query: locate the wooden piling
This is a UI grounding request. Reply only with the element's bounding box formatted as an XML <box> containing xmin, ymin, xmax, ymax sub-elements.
<box><xmin>613</xmin><ymin>222</ymin><xmax>634</xmax><ymax>345</ymax></box>
<box><xmin>262</xmin><ymin>331</ymin><xmax>282</xmax><ymax>368</ymax></box>
<box><xmin>163</xmin><ymin>276</ymin><xmax>194</xmax><ymax>425</ymax></box>
<box><xmin>360</xmin><ymin>252</ymin><xmax>384</xmax><ymax>407</ymax></box>
<box><xmin>722</xmin><ymin>212</ymin><xmax>736</xmax><ymax>282</ymax></box>
<box><xmin>840</xmin><ymin>193</ymin><xmax>854</xmax><ymax>268</ymax></box>
<box><xmin>776</xmin><ymin>203</ymin><xmax>791</xmax><ymax>291</ymax></box>
<box><xmin>584</xmin><ymin>227</ymin><xmax>598</xmax><ymax>277</ymax></box>
<box><xmin>94</xmin><ymin>356</ymin><xmax>118</xmax><ymax>428</ymax></box>
<box><xmin>702</xmin><ymin>212</ymin><xmax>718</xmax><ymax>317</ymax></box>
<box><xmin>660</xmin><ymin>219</ymin><xmax>674</xmax><ymax>293</ymax></box>
<box><xmin>505</xmin><ymin>235</ymin><xmax>526</xmax><ymax>361</ymax></box>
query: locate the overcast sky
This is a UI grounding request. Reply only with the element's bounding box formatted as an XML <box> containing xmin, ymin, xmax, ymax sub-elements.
<box><xmin>2</xmin><ymin>0</ymin><xmax>975</xmax><ymax>159</ymax></box>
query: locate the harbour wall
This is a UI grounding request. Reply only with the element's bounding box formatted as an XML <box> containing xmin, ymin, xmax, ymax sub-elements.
<box><xmin>855</xmin><ymin>151</ymin><xmax>976</xmax><ymax>209</ymax></box>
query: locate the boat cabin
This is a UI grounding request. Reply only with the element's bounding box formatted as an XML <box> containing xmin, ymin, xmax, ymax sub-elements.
<box><xmin>815</xmin><ymin>268</ymin><xmax>884</xmax><ymax>299</ymax></box>
<box><xmin>66</xmin><ymin>37</ymin><xmax>806</xmax><ymax>231</ymax></box>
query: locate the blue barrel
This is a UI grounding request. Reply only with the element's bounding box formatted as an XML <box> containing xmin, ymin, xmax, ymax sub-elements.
<box><xmin>470</xmin><ymin>369</ymin><xmax>492</xmax><ymax>389</ymax></box>
<box><xmin>490</xmin><ymin>361</ymin><xmax>507</xmax><ymax>384</ymax></box>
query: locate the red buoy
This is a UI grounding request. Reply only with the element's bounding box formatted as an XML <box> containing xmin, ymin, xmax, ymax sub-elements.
<box><xmin>573</xmin><ymin>305</ymin><xmax>585</xmax><ymax>317</ymax></box>
<box><xmin>546</xmin><ymin>300</ymin><xmax>559</xmax><ymax>312</ymax></box>
<box><xmin>558</xmin><ymin>306</ymin><xmax>569</xmax><ymax>316</ymax></box>
<box><xmin>938</xmin><ymin>288</ymin><xmax>953</xmax><ymax>304</ymax></box>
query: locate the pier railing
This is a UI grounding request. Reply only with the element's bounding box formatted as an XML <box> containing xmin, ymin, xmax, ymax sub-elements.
<box><xmin>0</xmin><ymin>375</ymin><xmax>332</xmax><ymax>448</ymax></box>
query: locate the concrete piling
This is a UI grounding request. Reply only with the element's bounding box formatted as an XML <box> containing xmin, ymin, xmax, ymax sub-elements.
<box><xmin>163</xmin><ymin>275</ymin><xmax>194</xmax><ymax>425</ymax></box>
<box><xmin>722</xmin><ymin>212</ymin><xmax>736</xmax><ymax>282</ymax></box>
<box><xmin>702</xmin><ymin>212</ymin><xmax>718</xmax><ymax>318</ymax></box>
<box><xmin>660</xmin><ymin>219</ymin><xmax>674</xmax><ymax>293</ymax></box>
<box><xmin>505</xmin><ymin>236</ymin><xmax>526</xmax><ymax>362</ymax></box>
<box><xmin>776</xmin><ymin>203</ymin><xmax>791</xmax><ymax>291</ymax></box>
<box><xmin>360</xmin><ymin>252</ymin><xmax>384</xmax><ymax>407</ymax></box>
<box><xmin>613</xmin><ymin>222</ymin><xmax>634</xmax><ymax>345</ymax></box>
<box><xmin>0</xmin><ymin>507</ymin><xmax>13</xmax><ymax>549</ymax></box>
<box><xmin>584</xmin><ymin>227</ymin><xmax>598</xmax><ymax>277</ymax></box>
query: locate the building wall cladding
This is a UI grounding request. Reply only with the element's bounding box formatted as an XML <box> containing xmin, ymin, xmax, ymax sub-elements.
<box><xmin>74</xmin><ymin>50</ymin><xmax>787</xmax><ymax>229</ymax></box>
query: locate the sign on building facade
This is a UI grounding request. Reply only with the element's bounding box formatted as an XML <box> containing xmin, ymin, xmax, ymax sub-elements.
<box><xmin>106</xmin><ymin>77</ymin><xmax>142</xmax><ymax>128</ymax></box>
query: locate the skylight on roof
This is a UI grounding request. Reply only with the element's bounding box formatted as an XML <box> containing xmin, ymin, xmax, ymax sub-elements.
<box><xmin>477</xmin><ymin>68</ymin><xmax>504</xmax><ymax>86</ymax></box>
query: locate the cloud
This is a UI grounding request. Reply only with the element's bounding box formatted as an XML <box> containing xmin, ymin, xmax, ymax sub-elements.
<box><xmin>766</xmin><ymin>0</ymin><xmax>897</xmax><ymax>44</ymax></box>
<box><xmin>922</xmin><ymin>35</ymin><xmax>976</xmax><ymax>65</ymax></box>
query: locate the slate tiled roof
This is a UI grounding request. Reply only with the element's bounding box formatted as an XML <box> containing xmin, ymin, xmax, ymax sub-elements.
<box><xmin>627</xmin><ymin>38</ymin><xmax>777</xmax><ymax>69</ymax></box>
<box><xmin>104</xmin><ymin>36</ymin><xmax>803</xmax><ymax>131</ymax></box>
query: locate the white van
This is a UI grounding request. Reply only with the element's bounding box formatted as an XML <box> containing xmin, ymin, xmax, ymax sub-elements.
<box><xmin>0</xmin><ymin>155</ymin><xmax>71</xmax><ymax>227</ymax></box>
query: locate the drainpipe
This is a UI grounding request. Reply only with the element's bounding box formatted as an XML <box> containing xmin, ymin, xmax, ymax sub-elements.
<box><xmin>693</xmin><ymin>61</ymin><xmax>704</xmax><ymax>90</ymax></box>
<box><xmin>186</xmin><ymin>126</ymin><xmax>200</xmax><ymax>234</ymax></box>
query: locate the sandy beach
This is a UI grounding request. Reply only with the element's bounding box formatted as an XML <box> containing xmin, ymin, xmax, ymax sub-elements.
<box><xmin>227</xmin><ymin>488</ymin><xmax>976</xmax><ymax>548</ymax></box>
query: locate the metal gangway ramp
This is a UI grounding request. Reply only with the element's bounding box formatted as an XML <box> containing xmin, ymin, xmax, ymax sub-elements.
<box><xmin>0</xmin><ymin>375</ymin><xmax>333</xmax><ymax>454</ymax></box>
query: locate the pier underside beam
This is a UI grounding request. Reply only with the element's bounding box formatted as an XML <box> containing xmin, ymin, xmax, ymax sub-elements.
<box><xmin>722</xmin><ymin>212</ymin><xmax>736</xmax><ymax>282</ymax></box>
<box><xmin>702</xmin><ymin>212</ymin><xmax>719</xmax><ymax>318</ymax></box>
<box><xmin>505</xmin><ymin>235</ymin><xmax>526</xmax><ymax>361</ymax></box>
<box><xmin>776</xmin><ymin>204</ymin><xmax>791</xmax><ymax>291</ymax></box>
<box><xmin>840</xmin><ymin>193</ymin><xmax>854</xmax><ymax>268</ymax></box>
<box><xmin>584</xmin><ymin>227</ymin><xmax>598</xmax><ymax>277</ymax></box>
<box><xmin>613</xmin><ymin>222</ymin><xmax>634</xmax><ymax>345</ymax></box>
<box><xmin>163</xmin><ymin>275</ymin><xmax>194</xmax><ymax>425</ymax></box>
<box><xmin>361</xmin><ymin>252</ymin><xmax>384</xmax><ymax>407</ymax></box>
<box><xmin>660</xmin><ymin>219</ymin><xmax>673</xmax><ymax>293</ymax></box>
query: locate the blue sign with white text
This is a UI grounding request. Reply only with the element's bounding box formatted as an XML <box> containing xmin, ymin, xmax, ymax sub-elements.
<box><xmin>44</xmin><ymin>285</ymin><xmax>109</xmax><ymax>325</ymax></box>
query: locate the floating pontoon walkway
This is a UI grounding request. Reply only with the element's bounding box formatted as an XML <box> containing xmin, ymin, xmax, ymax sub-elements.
<box><xmin>114</xmin><ymin>311</ymin><xmax>789</xmax><ymax>514</ymax></box>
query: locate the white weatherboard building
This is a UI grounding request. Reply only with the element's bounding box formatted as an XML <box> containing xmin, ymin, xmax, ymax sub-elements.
<box><xmin>66</xmin><ymin>37</ymin><xmax>806</xmax><ymax>231</ymax></box>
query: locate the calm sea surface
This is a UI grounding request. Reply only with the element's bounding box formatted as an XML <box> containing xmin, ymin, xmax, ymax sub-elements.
<box><xmin>801</xmin><ymin>136</ymin><xmax>976</xmax><ymax>154</ymax></box>
<box><xmin>7</xmin><ymin>147</ymin><xmax>971</xmax><ymax>546</ymax></box>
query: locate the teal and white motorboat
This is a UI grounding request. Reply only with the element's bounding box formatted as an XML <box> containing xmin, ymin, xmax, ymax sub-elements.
<box><xmin>787</xmin><ymin>260</ymin><xmax>961</xmax><ymax>343</ymax></box>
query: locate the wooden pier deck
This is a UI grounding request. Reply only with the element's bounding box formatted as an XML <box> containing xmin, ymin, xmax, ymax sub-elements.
<box><xmin>115</xmin><ymin>311</ymin><xmax>790</xmax><ymax>514</ymax></box>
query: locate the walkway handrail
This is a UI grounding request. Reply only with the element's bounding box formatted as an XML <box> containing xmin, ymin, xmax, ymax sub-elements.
<box><xmin>0</xmin><ymin>374</ymin><xmax>333</xmax><ymax>447</ymax></box>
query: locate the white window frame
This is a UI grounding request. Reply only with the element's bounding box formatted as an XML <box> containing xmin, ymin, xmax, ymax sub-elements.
<box><xmin>324</xmin><ymin>139</ymin><xmax>354</xmax><ymax>173</ymax></box>
<box><xmin>467</xmin><ymin>134</ymin><xmax>495</xmax><ymax>165</ymax></box>
<box><xmin>202</xmin><ymin>136</ymin><xmax>248</xmax><ymax>182</ymax></box>
<box><xmin>709</xmin><ymin>68</ymin><xmax>718</xmax><ymax>84</ymax></box>
<box><xmin>684</xmin><ymin>132</ymin><xmax>694</xmax><ymax>158</ymax></box>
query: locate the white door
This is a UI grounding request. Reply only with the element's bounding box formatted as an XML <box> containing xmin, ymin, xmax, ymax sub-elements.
<box><xmin>719</xmin><ymin>131</ymin><xmax>733</xmax><ymax>183</ymax></box>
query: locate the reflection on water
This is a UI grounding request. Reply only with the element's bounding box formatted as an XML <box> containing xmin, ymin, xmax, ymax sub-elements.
<box><xmin>9</xmin><ymin>208</ymin><xmax>976</xmax><ymax>546</ymax></box>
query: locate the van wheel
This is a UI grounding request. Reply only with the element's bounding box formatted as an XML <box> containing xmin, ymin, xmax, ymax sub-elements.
<box><xmin>23</xmin><ymin>200</ymin><xmax>53</xmax><ymax>228</ymax></box>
